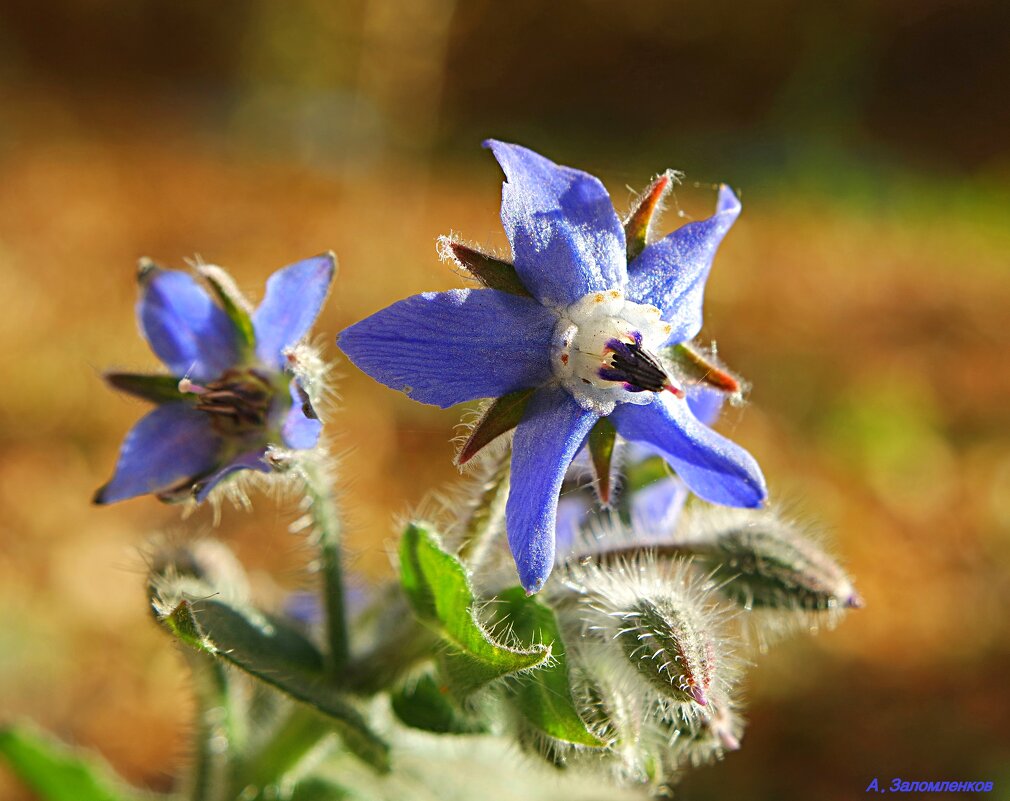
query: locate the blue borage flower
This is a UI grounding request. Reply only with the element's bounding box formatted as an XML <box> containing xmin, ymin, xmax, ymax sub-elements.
<box><xmin>556</xmin><ymin>387</ymin><xmax>726</xmax><ymax>561</ymax></box>
<box><xmin>95</xmin><ymin>254</ymin><xmax>335</xmax><ymax>505</ymax></box>
<box><xmin>338</xmin><ymin>141</ymin><xmax>766</xmax><ymax>592</ymax></box>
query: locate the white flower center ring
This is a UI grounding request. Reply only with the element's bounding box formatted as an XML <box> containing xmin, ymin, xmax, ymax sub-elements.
<box><xmin>551</xmin><ymin>290</ymin><xmax>681</xmax><ymax>415</ymax></box>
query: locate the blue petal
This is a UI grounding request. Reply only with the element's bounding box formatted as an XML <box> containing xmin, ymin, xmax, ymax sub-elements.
<box><xmin>506</xmin><ymin>386</ymin><xmax>599</xmax><ymax>592</ymax></box>
<box><xmin>553</xmin><ymin>496</ymin><xmax>590</xmax><ymax>563</ymax></box>
<box><xmin>194</xmin><ymin>449</ymin><xmax>272</xmax><ymax>503</ymax></box>
<box><xmin>611</xmin><ymin>394</ymin><xmax>766</xmax><ymax>508</ymax></box>
<box><xmin>253</xmin><ymin>254</ymin><xmax>336</xmax><ymax>368</ymax></box>
<box><xmin>631</xmin><ymin>476</ymin><xmax>689</xmax><ymax>534</ymax></box>
<box><xmin>626</xmin><ymin>185</ymin><xmax>741</xmax><ymax>342</ymax></box>
<box><xmin>95</xmin><ymin>404</ymin><xmax>224</xmax><ymax>503</ymax></box>
<box><xmin>138</xmin><ymin>268</ymin><xmax>239</xmax><ymax>381</ymax></box>
<box><xmin>687</xmin><ymin>386</ymin><xmax>725</xmax><ymax>427</ymax></box>
<box><xmin>485</xmin><ymin>140</ymin><xmax>626</xmax><ymax>308</ymax></box>
<box><xmin>282</xmin><ymin>380</ymin><xmax>322</xmax><ymax>450</ymax></box>
<box><xmin>338</xmin><ymin>288</ymin><xmax>557</xmax><ymax>408</ymax></box>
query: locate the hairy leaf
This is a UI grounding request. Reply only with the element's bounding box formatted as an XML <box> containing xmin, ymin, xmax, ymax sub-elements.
<box><xmin>399</xmin><ymin>523</ymin><xmax>549</xmax><ymax>696</ymax></box>
<box><xmin>493</xmin><ymin>588</ymin><xmax>606</xmax><ymax>747</ymax></box>
<box><xmin>155</xmin><ymin>595</ymin><xmax>389</xmax><ymax>772</ymax></box>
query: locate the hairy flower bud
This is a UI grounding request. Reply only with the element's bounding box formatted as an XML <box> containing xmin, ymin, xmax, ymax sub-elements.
<box><xmin>686</xmin><ymin>509</ymin><xmax>861</xmax><ymax>613</ymax></box>
<box><xmin>614</xmin><ymin>595</ymin><xmax>715</xmax><ymax>706</ymax></box>
<box><xmin>554</xmin><ymin>552</ymin><xmax>740</xmax><ymax>783</ymax></box>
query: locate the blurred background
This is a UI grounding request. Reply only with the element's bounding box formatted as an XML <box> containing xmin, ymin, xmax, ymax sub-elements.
<box><xmin>1</xmin><ymin>1</ymin><xmax>1009</xmax><ymax>798</ymax></box>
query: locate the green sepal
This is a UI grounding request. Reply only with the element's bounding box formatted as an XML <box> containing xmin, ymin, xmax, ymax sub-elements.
<box><xmin>390</xmin><ymin>673</ymin><xmax>486</xmax><ymax>735</ymax></box>
<box><xmin>154</xmin><ymin>595</ymin><xmax>390</xmax><ymax>772</ymax></box>
<box><xmin>456</xmin><ymin>388</ymin><xmax>535</xmax><ymax>465</ymax></box>
<box><xmin>104</xmin><ymin>373</ymin><xmax>187</xmax><ymax>404</ymax></box>
<box><xmin>491</xmin><ymin>588</ymin><xmax>606</xmax><ymax>747</ymax></box>
<box><xmin>663</xmin><ymin>343</ymin><xmax>741</xmax><ymax>395</ymax></box>
<box><xmin>197</xmin><ymin>264</ymin><xmax>257</xmax><ymax>355</ymax></box>
<box><xmin>439</xmin><ymin>237</ymin><xmax>531</xmax><ymax>297</ymax></box>
<box><xmin>587</xmin><ymin>417</ymin><xmax>618</xmax><ymax>505</ymax></box>
<box><xmin>624</xmin><ymin>171</ymin><xmax>677</xmax><ymax>262</ymax></box>
<box><xmin>399</xmin><ymin>523</ymin><xmax>549</xmax><ymax>697</ymax></box>
<box><xmin>0</xmin><ymin>724</ymin><xmax>151</xmax><ymax>801</ymax></box>
<box><xmin>622</xmin><ymin>455</ymin><xmax>674</xmax><ymax>495</ymax></box>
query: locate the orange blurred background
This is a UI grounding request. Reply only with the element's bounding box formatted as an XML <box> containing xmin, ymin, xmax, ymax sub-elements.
<box><xmin>1</xmin><ymin>2</ymin><xmax>1009</xmax><ymax>799</ymax></box>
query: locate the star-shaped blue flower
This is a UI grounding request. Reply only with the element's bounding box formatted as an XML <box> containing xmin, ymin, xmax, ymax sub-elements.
<box><xmin>95</xmin><ymin>254</ymin><xmax>335</xmax><ymax>505</ymax></box>
<box><xmin>338</xmin><ymin>141</ymin><xmax>766</xmax><ymax>592</ymax></box>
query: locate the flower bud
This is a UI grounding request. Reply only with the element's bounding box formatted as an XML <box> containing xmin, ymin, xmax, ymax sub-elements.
<box><xmin>558</xmin><ymin>553</ymin><xmax>737</xmax><ymax>728</ymax></box>
<box><xmin>686</xmin><ymin>509</ymin><xmax>861</xmax><ymax>614</ymax></box>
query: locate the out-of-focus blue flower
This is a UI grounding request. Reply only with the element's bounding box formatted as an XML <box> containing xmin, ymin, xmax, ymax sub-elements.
<box><xmin>556</xmin><ymin>387</ymin><xmax>724</xmax><ymax>563</ymax></box>
<box><xmin>339</xmin><ymin>141</ymin><xmax>766</xmax><ymax>592</ymax></box>
<box><xmin>95</xmin><ymin>255</ymin><xmax>335</xmax><ymax>504</ymax></box>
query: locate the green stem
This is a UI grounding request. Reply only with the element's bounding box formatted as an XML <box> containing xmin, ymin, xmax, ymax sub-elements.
<box><xmin>456</xmin><ymin>451</ymin><xmax>510</xmax><ymax>570</ymax></box>
<box><xmin>299</xmin><ymin>454</ymin><xmax>350</xmax><ymax>674</ymax></box>
<box><xmin>342</xmin><ymin>597</ymin><xmax>439</xmax><ymax>695</ymax></box>
<box><xmin>184</xmin><ymin>655</ymin><xmax>239</xmax><ymax>801</ymax></box>
<box><xmin>234</xmin><ymin>707</ymin><xmax>334</xmax><ymax>799</ymax></box>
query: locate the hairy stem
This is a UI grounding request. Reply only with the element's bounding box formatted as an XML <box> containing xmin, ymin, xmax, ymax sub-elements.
<box><xmin>342</xmin><ymin>591</ymin><xmax>440</xmax><ymax>695</ymax></box>
<box><xmin>184</xmin><ymin>654</ymin><xmax>242</xmax><ymax>801</ymax></box>
<box><xmin>456</xmin><ymin>450</ymin><xmax>511</xmax><ymax>570</ymax></box>
<box><xmin>233</xmin><ymin>706</ymin><xmax>334</xmax><ymax>799</ymax></box>
<box><xmin>299</xmin><ymin>454</ymin><xmax>350</xmax><ymax>674</ymax></box>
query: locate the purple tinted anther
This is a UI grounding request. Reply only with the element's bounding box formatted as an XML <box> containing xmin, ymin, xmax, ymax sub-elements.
<box><xmin>181</xmin><ymin>368</ymin><xmax>276</xmax><ymax>436</ymax></box>
<box><xmin>599</xmin><ymin>336</ymin><xmax>683</xmax><ymax>397</ymax></box>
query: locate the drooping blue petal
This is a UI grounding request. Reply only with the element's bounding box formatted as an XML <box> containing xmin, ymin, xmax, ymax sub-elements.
<box><xmin>193</xmin><ymin>449</ymin><xmax>272</xmax><ymax>503</ymax></box>
<box><xmin>553</xmin><ymin>496</ymin><xmax>590</xmax><ymax>563</ymax></box>
<box><xmin>282</xmin><ymin>380</ymin><xmax>322</xmax><ymax>449</ymax></box>
<box><xmin>611</xmin><ymin>393</ymin><xmax>766</xmax><ymax>508</ymax></box>
<box><xmin>95</xmin><ymin>404</ymin><xmax>224</xmax><ymax>504</ymax></box>
<box><xmin>626</xmin><ymin>185</ymin><xmax>741</xmax><ymax>343</ymax></box>
<box><xmin>506</xmin><ymin>386</ymin><xmax>599</xmax><ymax>592</ymax></box>
<box><xmin>631</xmin><ymin>476</ymin><xmax>689</xmax><ymax>534</ymax></box>
<box><xmin>687</xmin><ymin>386</ymin><xmax>725</xmax><ymax>427</ymax></box>
<box><xmin>485</xmin><ymin>140</ymin><xmax>626</xmax><ymax>308</ymax></box>
<box><xmin>138</xmin><ymin>268</ymin><xmax>239</xmax><ymax>381</ymax></box>
<box><xmin>253</xmin><ymin>254</ymin><xmax>336</xmax><ymax>368</ymax></box>
<box><xmin>338</xmin><ymin>288</ymin><xmax>557</xmax><ymax>408</ymax></box>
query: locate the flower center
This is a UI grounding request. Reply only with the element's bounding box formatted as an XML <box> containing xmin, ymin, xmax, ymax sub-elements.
<box><xmin>179</xmin><ymin>368</ymin><xmax>276</xmax><ymax>437</ymax></box>
<box><xmin>551</xmin><ymin>290</ymin><xmax>681</xmax><ymax>415</ymax></box>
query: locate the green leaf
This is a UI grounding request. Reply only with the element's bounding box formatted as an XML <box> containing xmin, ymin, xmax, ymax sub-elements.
<box><xmin>588</xmin><ymin>417</ymin><xmax>617</xmax><ymax>505</ymax></box>
<box><xmin>0</xmin><ymin>724</ymin><xmax>146</xmax><ymax>801</ymax></box>
<box><xmin>198</xmin><ymin>264</ymin><xmax>257</xmax><ymax>353</ymax></box>
<box><xmin>155</xmin><ymin>595</ymin><xmax>389</xmax><ymax>772</ymax></box>
<box><xmin>438</xmin><ymin>237</ymin><xmax>531</xmax><ymax>297</ymax></box>
<box><xmin>390</xmin><ymin>673</ymin><xmax>486</xmax><ymax>734</ymax></box>
<box><xmin>399</xmin><ymin>523</ymin><xmax>549</xmax><ymax>696</ymax></box>
<box><xmin>492</xmin><ymin>588</ymin><xmax>606</xmax><ymax>747</ymax></box>
<box><xmin>104</xmin><ymin>373</ymin><xmax>187</xmax><ymax>404</ymax></box>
